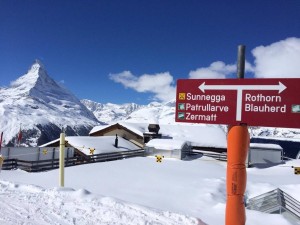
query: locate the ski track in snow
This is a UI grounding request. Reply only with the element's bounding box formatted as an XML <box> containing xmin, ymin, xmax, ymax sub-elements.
<box><xmin>0</xmin><ymin>181</ymin><xmax>204</xmax><ymax>225</ymax></box>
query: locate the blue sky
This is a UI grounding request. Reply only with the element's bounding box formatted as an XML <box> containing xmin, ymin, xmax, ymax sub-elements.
<box><xmin>0</xmin><ymin>0</ymin><xmax>300</xmax><ymax>104</ymax></box>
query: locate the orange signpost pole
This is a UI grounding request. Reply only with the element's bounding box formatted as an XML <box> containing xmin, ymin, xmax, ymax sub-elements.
<box><xmin>226</xmin><ymin>125</ymin><xmax>249</xmax><ymax>225</ymax></box>
<box><xmin>225</xmin><ymin>45</ymin><xmax>249</xmax><ymax>225</ymax></box>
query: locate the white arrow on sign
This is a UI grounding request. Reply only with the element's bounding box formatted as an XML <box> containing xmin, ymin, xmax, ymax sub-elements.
<box><xmin>198</xmin><ymin>81</ymin><xmax>287</xmax><ymax>121</ymax></box>
<box><xmin>199</xmin><ymin>82</ymin><xmax>286</xmax><ymax>94</ymax></box>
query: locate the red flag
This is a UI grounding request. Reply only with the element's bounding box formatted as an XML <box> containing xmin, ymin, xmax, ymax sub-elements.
<box><xmin>17</xmin><ymin>127</ymin><xmax>22</xmax><ymax>144</ymax></box>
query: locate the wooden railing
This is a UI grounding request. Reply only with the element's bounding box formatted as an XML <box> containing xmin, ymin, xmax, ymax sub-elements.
<box><xmin>2</xmin><ymin>149</ymin><xmax>145</xmax><ymax>172</ymax></box>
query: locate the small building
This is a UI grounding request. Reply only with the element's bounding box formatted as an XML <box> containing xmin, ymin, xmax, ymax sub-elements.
<box><xmin>247</xmin><ymin>143</ymin><xmax>283</xmax><ymax>167</ymax></box>
<box><xmin>41</xmin><ymin>136</ymin><xmax>141</xmax><ymax>157</ymax></box>
<box><xmin>251</xmin><ymin>136</ymin><xmax>300</xmax><ymax>159</ymax></box>
<box><xmin>144</xmin><ymin>139</ymin><xmax>191</xmax><ymax>160</ymax></box>
<box><xmin>90</xmin><ymin>123</ymin><xmax>145</xmax><ymax>148</ymax></box>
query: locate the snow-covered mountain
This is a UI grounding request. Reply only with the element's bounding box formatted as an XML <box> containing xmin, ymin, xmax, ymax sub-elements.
<box><xmin>81</xmin><ymin>99</ymin><xmax>143</xmax><ymax>124</ymax></box>
<box><xmin>123</xmin><ymin>101</ymin><xmax>176</xmax><ymax>124</ymax></box>
<box><xmin>0</xmin><ymin>60</ymin><xmax>100</xmax><ymax>146</ymax></box>
<box><xmin>81</xmin><ymin>99</ymin><xmax>177</xmax><ymax>124</ymax></box>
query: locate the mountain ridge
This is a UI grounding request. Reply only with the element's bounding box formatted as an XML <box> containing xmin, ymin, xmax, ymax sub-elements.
<box><xmin>0</xmin><ymin>60</ymin><xmax>100</xmax><ymax>146</ymax></box>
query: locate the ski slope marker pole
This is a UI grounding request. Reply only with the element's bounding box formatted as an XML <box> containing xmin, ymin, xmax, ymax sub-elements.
<box><xmin>59</xmin><ymin>132</ymin><xmax>65</xmax><ymax>187</ymax></box>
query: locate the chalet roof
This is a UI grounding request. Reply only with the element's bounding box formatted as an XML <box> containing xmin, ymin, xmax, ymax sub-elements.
<box><xmin>89</xmin><ymin>122</ymin><xmax>146</xmax><ymax>137</ymax></box>
<box><xmin>40</xmin><ymin>136</ymin><xmax>140</xmax><ymax>155</ymax></box>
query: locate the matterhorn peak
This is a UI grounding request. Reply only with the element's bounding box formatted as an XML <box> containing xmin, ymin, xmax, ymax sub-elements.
<box><xmin>26</xmin><ymin>59</ymin><xmax>49</xmax><ymax>81</ymax></box>
<box><xmin>9</xmin><ymin>60</ymin><xmax>57</xmax><ymax>95</ymax></box>
<box><xmin>29</xmin><ymin>59</ymin><xmax>46</xmax><ymax>72</ymax></box>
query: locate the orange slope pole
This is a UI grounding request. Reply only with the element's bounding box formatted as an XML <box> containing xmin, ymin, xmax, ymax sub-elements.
<box><xmin>226</xmin><ymin>125</ymin><xmax>249</xmax><ymax>225</ymax></box>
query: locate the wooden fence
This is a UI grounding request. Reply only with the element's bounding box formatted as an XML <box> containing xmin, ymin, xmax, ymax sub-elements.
<box><xmin>2</xmin><ymin>149</ymin><xmax>145</xmax><ymax>172</ymax></box>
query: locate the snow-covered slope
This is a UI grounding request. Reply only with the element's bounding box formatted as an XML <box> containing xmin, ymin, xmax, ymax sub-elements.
<box><xmin>125</xmin><ymin>101</ymin><xmax>176</xmax><ymax>124</ymax></box>
<box><xmin>81</xmin><ymin>99</ymin><xmax>142</xmax><ymax>124</ymax></box>
<box><xmin>1</xmin><ymin>157</ymin><xmax>299</xmax><ymax>225</ymax></box>
<box><xmin>0</xmin><ymin>181</ymin><xmax>202</xmax><ymax>225</ymax></box>
<box><xmin>0</xmin><ymin>60</ymin><xmax>100</xmax><ymax>146</ymax></box>
<box><xmin>82</xmin><ymin>99</ymin><xmax>177</xmax><ymax>124</ymax></box>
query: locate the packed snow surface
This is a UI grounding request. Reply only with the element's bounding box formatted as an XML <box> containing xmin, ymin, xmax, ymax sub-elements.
<box><xmin>1</xmin><ymin>156</ymin><xmax>299</xmax><ymax>225</ymax></box>
<box><xmin>0</xmin><ymin>181</ymin><xmax>202</xmax><ymax>225</ymax></box>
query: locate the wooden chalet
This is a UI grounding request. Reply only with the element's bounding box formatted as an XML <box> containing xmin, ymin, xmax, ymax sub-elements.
<box><xmin>89</xmin><ymin>123</ymin><xmax>145</xmax><ymax>147</ymax></box>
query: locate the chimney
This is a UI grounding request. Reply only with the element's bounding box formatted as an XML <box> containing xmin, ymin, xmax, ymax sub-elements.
<box><xmin>143</xmin><ymin>124</ymin><xmax>162</xmax><ymax>143</ymax></box>
<box><xmin>148</xmin><ymin>124</ymin><xmax>160</xmax><ymax>134</ymax></box>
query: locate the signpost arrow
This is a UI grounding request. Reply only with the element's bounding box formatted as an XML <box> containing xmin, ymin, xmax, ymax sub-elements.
<box><xmin>198</xmin><ymin>81</ymin><xmax>287</xmax><ymax>94</ymax></box>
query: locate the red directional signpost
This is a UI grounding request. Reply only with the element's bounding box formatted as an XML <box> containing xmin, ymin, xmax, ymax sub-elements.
<box><xmin>176</xmin><ymin>78</ymin><xmax>300</xmax><ymax>129</ymax></box>
<box><xmin>176</xmin><ymin>77</ymin><xmax>300</xmax><ymax>225</ymax></box>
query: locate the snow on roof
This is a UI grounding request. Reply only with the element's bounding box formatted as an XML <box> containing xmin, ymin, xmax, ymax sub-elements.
<box><xmin>90</xmin><ymin>122</ymin><xmax>227</xmax><ymax>148</ymax></box>
<box><xmin>40</xmin><ymin>138</ymin><xmax>59</xmax><ymax>147</ymax></box>
<box><xmin>89</xmin><ymin>122</ymin><xmax>146</xmax><ymax>136</ymax></box>
<box><xmin>89</xmin><ymin>124</ymin><xmax>112</xmax><ymax>134</ymax></box>
<box><xmin>41</xmin><ymin>136</ymin><xmax>140</xmax><ymax>155</ymax></box>
<box><xmin>145</xmin><ymin>139</ymin><xmax>189</xmax><ymax>150</ymax></box>
<box><xmin>250</xmin><ymin>143</ymin><xmax>283</xmax><ymax>150</ymax></box>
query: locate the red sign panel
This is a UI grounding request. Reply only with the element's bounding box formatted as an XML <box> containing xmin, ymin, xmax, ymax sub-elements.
<box><xmin>175</xmin><ymin>78</ymin><xmax>300</xmax><ymax>128</ymax></box>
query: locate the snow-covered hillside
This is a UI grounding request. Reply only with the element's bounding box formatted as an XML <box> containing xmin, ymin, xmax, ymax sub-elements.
<box><xmin>82</xmin><ymin>99</ymin><xmax>177</xmax><ymax>124</ymax></box>
<box><xmin>125</xmin><ymin>101</ymin><xmax>176</xmax><ymax>124</ymax></box>
<box><xmin>0</xmin><ymin>60</ymin><xmax>100</xmax><ymax>146</ymax></box>
<box><xmin>81</xmin><ymin>99</ymin><xmax>142</xmax><ymax>124</ymax></box>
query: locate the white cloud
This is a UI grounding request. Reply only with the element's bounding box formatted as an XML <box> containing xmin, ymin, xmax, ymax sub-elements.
<box><xmin>189</xmin><ymin>61</ymin><xmax>254</xmax><ymax>79</ymax></box>
<box><xmin>189</xmin><ymin>61</ymin><xmax>232</xmax><ymax>79</ymax></box>
<box><xmin>252</xmin><ymin>37</ymin><xmax>300</xmax><ymax>78</ymax></box>
<box><xmin>110</xmin><ymin>38</ymin><xmax>300</xmax><ymax>103</ymax></box>
<box><xmin>109</xmin><ymin>71</ymin><xmax>176</xmax><ymax>102</ymax></box>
